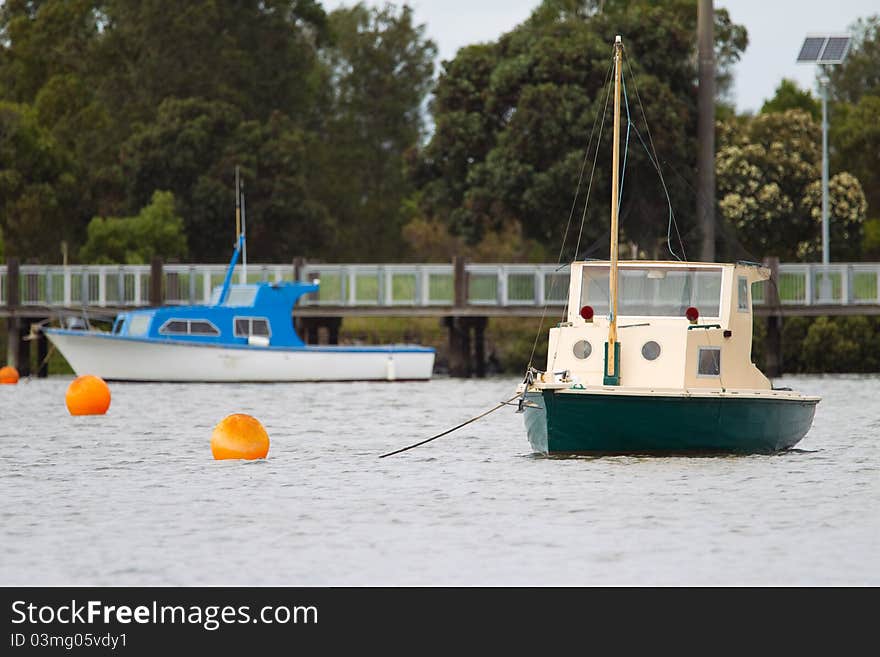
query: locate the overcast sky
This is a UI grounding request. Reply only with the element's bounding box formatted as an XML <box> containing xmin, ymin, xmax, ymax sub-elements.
<box><xmin>327</xmin><ymin>0</ymin><xmax>878</xmax><ymax>112</ymax></box>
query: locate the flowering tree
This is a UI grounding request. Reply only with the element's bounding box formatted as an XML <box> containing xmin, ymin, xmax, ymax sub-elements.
<box><xmin>716</xmin><ymin>109</ymin><xmax>867</xmax><ymax>260</ymax></box>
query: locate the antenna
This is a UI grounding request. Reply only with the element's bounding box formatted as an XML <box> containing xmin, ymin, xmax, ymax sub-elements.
<box><xmin>234</xmin><ymin>166</ymin><xmax>241</xmax><ymax>243</ymax></box>
<box><xmin>240</xmin><ymin>179</ymin><xmax>248</xmax><ymax>285</ymax></box>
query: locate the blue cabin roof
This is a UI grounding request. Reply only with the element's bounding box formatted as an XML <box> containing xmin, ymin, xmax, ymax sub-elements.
<box><xmin>111</xmin><ymin>281</ymin><xmax>319</xmax><ymax>347</ymax></box>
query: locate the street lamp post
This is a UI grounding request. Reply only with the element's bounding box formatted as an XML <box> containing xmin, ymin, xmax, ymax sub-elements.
<box><xmin>796</xmin><ymin>34</ymin><xmax>851</xmax><ymax>269</ymax></box>
<box><xmin>819</xmin><ymin>73</ymin><xmax>830</xmax><ymax>266</ymax></box>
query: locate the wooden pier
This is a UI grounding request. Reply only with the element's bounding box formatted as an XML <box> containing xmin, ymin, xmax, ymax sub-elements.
<box><xmin>4</xmin><ymin>256</ymin><xmax>880</xmax><ymax>377</ymax></box>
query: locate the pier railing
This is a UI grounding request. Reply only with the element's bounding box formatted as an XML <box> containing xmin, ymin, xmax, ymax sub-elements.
<box><xmin>2</xmin><ymin>262</ymin><xmax>880</xmax><ymax>309</ymax></box>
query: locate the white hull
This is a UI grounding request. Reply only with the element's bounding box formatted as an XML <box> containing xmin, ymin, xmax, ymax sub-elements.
<box><xmin>45</xmin><ymin>331</ymin><xmax>435</xmax><ymax>382</ymax></box>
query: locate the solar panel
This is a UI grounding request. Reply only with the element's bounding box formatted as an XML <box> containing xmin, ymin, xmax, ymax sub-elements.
<box><xmin>797</xmin><ymin>36</ymin><xmax>826</xmax><ymax>62</ymax></box>
<box><xmin>818</xmin><ymin>36</ymin><xmax>851</xmax><ymax>63</ymax></box>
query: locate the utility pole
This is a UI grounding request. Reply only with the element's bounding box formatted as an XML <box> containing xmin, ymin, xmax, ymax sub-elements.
<box><xmin>697</xmin><ymin>0</ymin><xmax>715</xmax><ymax>262</ymax></box>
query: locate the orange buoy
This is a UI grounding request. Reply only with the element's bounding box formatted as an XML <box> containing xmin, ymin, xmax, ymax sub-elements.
<box><xmin>211</xmin><ymin>413</ymin><xmax>270</xmax><ymax>460</ymax></box>
<box><xmin>65</xmin><ymin>375</ymin><xmax>111</xmax><ymax>415</ymax></box>
<box><xmin>0</xmin><ymin>366</ymin><xmax>19</xmax><ymax>385</ymax></box>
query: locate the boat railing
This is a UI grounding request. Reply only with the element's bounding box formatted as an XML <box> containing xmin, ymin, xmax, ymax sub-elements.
<box><xmin>1</xmin><ymin>262</ymin><xmax>879</xmax><ymax>308</ymax></box>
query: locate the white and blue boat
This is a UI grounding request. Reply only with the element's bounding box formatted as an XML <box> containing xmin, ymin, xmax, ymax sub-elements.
<box><xmin>44</xmin><ymin>177</ymin><xmax>435</xmax><ymax>382</ymax></box>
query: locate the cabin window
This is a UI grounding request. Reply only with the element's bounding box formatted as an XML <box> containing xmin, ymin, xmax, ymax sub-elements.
<box><xmin>128</xmin><ymin>315</ymin><xmax>151</xmax><ymax>336</ymax></box>
<box><xmin>572</xmin><ymin>340</ymin><xmax>592</xmax><ymax>359</ymax></box>
<box><xmin>737</xmin><ymin>276</ymin><xmax>749</xmax><ymax>312</ymax></box>
<box><xmin>697</xmin><ymin>347</ymin><xmax>721</xmax><ymax>377</ymax></box>
<box><xmin>162</xmin><ymin>320</ymin><xmax>188</xmax><ymax>334</ymax></box>
<box><xmin>234</xmin><ymin>317</ymin><xmax>272</xmax><ymax>338</ymax></box>
<box><xmin>580</xmin><ymin>266</ymin><xmax>722</xmax><ymax>318</ymax></box>
<box><xmin>641</xmin><ymin>341</ymin><xmax>661</xmax><ymax>361</ymax></box>
<box><xmin>225</xmin><ymin>287</ymin><xmax>258</xmax><ymax>307</ymax></box>
<box><xmin>159</xmin><ymin>319</ymin><xmax>220</xmax><ymax>337</ymax></box>
<box><xmin>190</xmin><ymin>320</ymin><xmax>220</xmax><ymax>335</ymax></box>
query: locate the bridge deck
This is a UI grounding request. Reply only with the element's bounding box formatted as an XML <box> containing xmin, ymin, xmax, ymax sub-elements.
<box><xmin>2</xmin><ymin>261</ymin><xmax>879</xmax><ymax>315</ymax></box>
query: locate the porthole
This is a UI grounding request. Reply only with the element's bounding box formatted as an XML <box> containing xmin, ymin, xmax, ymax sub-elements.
<box><xmin>572</xmin><ymin>340</ymin><xmax>592</xmax><ymax>359</ymax></box>
<box><xmin>641</xmin><ymin>340</ymin><xmax>661</xmax><ymax>361</ymax></box>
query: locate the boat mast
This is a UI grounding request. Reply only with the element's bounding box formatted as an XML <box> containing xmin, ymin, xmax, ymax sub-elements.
<box><xmin>217</xmin><ymin>166</ymin><xmax>246</xmax><ymax>306</ymax></box>
<box><xmin>605</xmin><ymin>35</ymin><xmax>623</xmax><ymax>386</ymax></box>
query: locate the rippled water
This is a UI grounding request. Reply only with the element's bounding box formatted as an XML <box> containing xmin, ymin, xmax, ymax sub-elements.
<box><xmin>1</xmin><ymin>375</ymin><xmax>877</xmax><ymax>585</ymax></box>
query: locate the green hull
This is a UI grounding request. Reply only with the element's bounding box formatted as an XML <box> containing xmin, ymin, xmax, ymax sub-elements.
<box><xmin>523</xmin><ymin>390</ymin><xmax>818</xmax><ymax>455</ymax></box>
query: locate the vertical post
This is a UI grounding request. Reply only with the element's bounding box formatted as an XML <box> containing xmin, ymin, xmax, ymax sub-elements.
<box><xmin>453</xmin><ymin>256</ymin><xmax>467</xmax><ymax>308</ymax></box>
<box><xmin>6</xmin><ymin>258</ymin><xmax>20</xmax><ymax>370</ymax></box>
<box><xmin>37</xmin><ymin>330</ymin><xmax>48</xmax><ymax>378</ymax></box>
<box><xmin>820</xmin><ymin>81</ymin><xmax>830</xmax><ymax>266</ymax></box>
<box><xmin>444</xmin><ymin>317</ymin><xmax>468</xmax><ymax>377</ymax></box>
<box><xmin>189</xmin><ymin>266</ymin><xmax>196</xmax><ymax>304</ymax></box>
<box><xmin>306</xmin><ymin>321</ymin><xmax>319</xmax><ymax>345</ymax></box>
<box><xmin>293</xmin><ymin>257</ymin><xmax>305</xmax><ymax>282</ymax></box>
<box><xmin>16</xmin><ymin>320</ymin><xmax>30</xmax><ymax>377</ymax></box>
<box><xmin>327</xmin><ymin>318</ymin><xmax>341</xmax><ymax>345</ymax></box>
<box><xmin>150</xmin><ymin>257</ymin><xmax>163</xmax><ymax>306</ymax></box>
<box><xmin>763</xmin><ymin>256</ymin><xmax>782</xmax><ymax>378</ymax></box>
<box><xmin>697</xmin><ymin>0</ymin><xmax>716</xmax><ymax>262</ymax></box>
<box><xmin>474</xmin><ymin>317</ymin><xmax>487</xmax><ymax>378</ymax></box>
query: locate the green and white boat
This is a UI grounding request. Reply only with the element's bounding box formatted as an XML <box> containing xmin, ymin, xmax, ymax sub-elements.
<box><xmin>518</xmin><ymin>37</ymin><xmax>819</xmax><ymax>455</ymax></box>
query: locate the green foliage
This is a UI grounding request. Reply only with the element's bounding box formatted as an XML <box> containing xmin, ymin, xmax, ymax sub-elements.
<box><xmin>831</xmin><ymin>94</ymin><xmax>880</xmax><ymax>221</ymax></box>
<box><xmin>827</xmin><ymin>15</ymin><xmax>880</xmax><ymax>104</ymax></box>
<box><xmin>2</xmin><ymin>0</ymin><xmax>878</xmax><ymax>271</ymax></box>
<box><xmin>0</xmin><ymin>0</ymin><xmax>435</xmax><ymax>263</ymax></box>
<box><xmin>800</xmin><ymin>172</ymin><xmax>867</xmax><ymax>259</ymax></box>
<box><xmin>0</xmin><ymin>100</ymin><xmax>77</xmax><ymax>261</ymax></box>
<box><xmin>315</xmin><ymin>3</ymin><xmax>437</xmax><ymax>260</ymax></box>
<box><xmin>716</xmin><ymin>109</ymin><xmax>867</xmax><ymax>260</ymax></box>
<box><xmin>414</xmin><ymin>0</ymin><xmax>747</xmax><ymax>259</ymax></box>
<box><xmin>79</xmin><ymin>191</ymin><xmax>187</xmax><ymax>264</ymax></box>
<box><xmin>863</xmin><ymin>218</ymin><xmax>880</xmax><ymax>259</ymax></box>
<box><xmin>761</xmin><ymin>79</ymin><xmax>820</xmax><ymax>120</ymax></box>
<box><xmin>799</xmin><ymin>316</ymin><xmax>880</xmax><ymax>373</ymax></box>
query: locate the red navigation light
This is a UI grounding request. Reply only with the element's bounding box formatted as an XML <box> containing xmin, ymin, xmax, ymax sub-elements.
<box><xmin>685</xmin><ymin>306</ymin><xmax>699</xmax><ymax>323</ymax></box>
<box><xmin>579</xmin><ymin>305</ymin><xmax>594</xmax><ymax>321</ymax></box>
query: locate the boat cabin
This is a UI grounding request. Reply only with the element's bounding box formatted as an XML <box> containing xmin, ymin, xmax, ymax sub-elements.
<box><xmin>545</xmin><ymin>261</ymin><xmax>771</xmax><ymax>391</ymax></box>
<box><xmin>108</xmin><ymin>281</ymin><xmax>318</xmax><ymax>348</ymax></box>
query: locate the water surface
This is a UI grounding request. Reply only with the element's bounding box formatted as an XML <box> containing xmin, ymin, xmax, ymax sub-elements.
<box><xmin>1</xmin><ymin>375</ymin><xmax>876</xmax><ymax>585</ymax></box>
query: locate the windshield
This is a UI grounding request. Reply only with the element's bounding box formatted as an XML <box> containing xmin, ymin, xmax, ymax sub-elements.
<box><xmin>580</xmin><ymin>266</ymin><xmax>722</xmax><ymax>317</ymax></box>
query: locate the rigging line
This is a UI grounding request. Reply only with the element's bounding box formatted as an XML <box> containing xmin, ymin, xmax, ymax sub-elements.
<box><xmin>618</xmin><ymin>71</ymin><xmax>632</xmax><ymax>212</ymax></box>
<box><xmin>526</xmin><ymin>56</ymin><xmax>614</xmax><ymax>372</ymax></box>
<box><xmin>623</xmin><ymin>52</ymin><xmax>686</xmax><ymax>261</ymax></box>
<box><xmin>628</xmin><ymin>119</ymin><xmax>683</xmax><ymax>261</ymax></box>
<box><xmin>655</xmin><ymin>155</ymin><xmax>760</xmax><ymax>263</ymax></box>
<box><xmin>550</xmin><ymin>67</ymin><xmax>614</xmax><ymax>369</ymax></box>
<box><xmin>378</xmin><ymin>395</ymin><xmax>520</xmax><ymax>458</ymax></box>
<box><xmin>572</xmin><ymin>67</ymin><xmax>614</xmax><ymax>265</ymax></box>
<box><xmin>558</xmin><ymin>61</ymin><xmax>615</xmax><ymax>351</ymax></box>
<box><xmin>556</xmin><ymin>57</ymin><xmax>615</xmax><ymax>268</ymax></box>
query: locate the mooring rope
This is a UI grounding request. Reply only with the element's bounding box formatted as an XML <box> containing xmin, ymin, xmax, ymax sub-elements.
<box><xmin>379</xmin><ymin>395</ymin><xmax>521</xmax><ymax>458</ymax></box>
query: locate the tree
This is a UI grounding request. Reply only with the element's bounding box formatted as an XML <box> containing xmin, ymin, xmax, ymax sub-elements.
<box><xmin>716</xmin><ymin>109</ymin><xmax>867</xmax><ymax>260</ymax></box>
<box><xmin>94</xmin><ymin>0</ymin><xmax>329</xmax><ymax>128</ymax></box>
<box><xmin>119</xmin><ymin>98</ymin><xmax>244</xmax><ymax>260</ymax></box>
<box><xmin>827</xmin><ymin>15</ymin><xmax>880</xmax><ymax>104</ymax></box>
<box><xmin>831</xmin><ymin>87</ymin><xmax>880</xmax><ymax>223</ymax></box>
<box><xmin>315</xmin><ymin>3</ymin><xmax>437</xmax><ymax>259</ymax></box>
<box><xmin>0</xmin><ymin>101</ymin><xmax>77</xmax><ymax>261</ymax></box>
<box><xmin>120</xmin><ymin>97</ymin><xmax>341</xmax><ymax>262</ymax></box>
<box><xmin>761</xmin><ymin>79</ymin><xmax>820</xmax><ymax>120</ymax></box>
<box><xmin>414</xmin><ymin>0</ymin><xmax>748</xmax><ymax>260</ymax></box>
<box><xmin>79</xmin><ymin>191</ymin><xmax>187</xmax><ymax>264</ymax></box>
